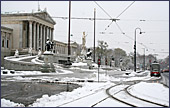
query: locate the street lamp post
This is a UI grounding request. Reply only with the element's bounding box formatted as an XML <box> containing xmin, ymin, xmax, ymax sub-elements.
<box><xmin>134</xmin><ymin>27</ymin><xmax>143</xmax><ymax>72</ymax></box>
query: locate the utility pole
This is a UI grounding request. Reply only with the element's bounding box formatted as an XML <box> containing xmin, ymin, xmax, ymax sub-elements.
<box><xmin>68</xmin><ymin>1</ymin><xmax>71</xmax><ymax>63</ymax></box>
<box><xmin>93</xmin><ymin>8</ymin><xmax>96</xmax><ymax>63</ymax></box>
<box><xmin>143</xmin><ymin>48</ymin><xmax>145</xmax><ymax>71</ymax></box>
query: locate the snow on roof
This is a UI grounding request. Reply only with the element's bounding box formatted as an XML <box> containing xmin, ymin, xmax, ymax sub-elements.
<box><xmin>1</xmin><ymin>10</ymin><xmax>44</xmax><ymax>14</ymax></box>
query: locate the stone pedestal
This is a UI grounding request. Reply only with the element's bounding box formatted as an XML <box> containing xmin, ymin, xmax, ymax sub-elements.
<box><xmin>86</xmin><ymin>58</ymin><xmax>93</xmax><ymax>69</ymax></box>
<box><xmin>111</xmin><ymin>61</ymin><xmax>115</xmax><ymax>67</ymax></box>
<box><xmin>40</xmin><ymin>51</ymin><xmax>55</xmax><ymax>73</ymax></box>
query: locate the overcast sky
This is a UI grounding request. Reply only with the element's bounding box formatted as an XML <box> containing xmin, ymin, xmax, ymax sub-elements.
<box><xmin>1</xmin><ymin>1</ymin><xmax>169</xmax><ymax>59</ymax></box>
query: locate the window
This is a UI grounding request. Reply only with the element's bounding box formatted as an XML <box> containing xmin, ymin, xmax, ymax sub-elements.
<box><xmin>2</xmin><ymin>39</ymin><xmax>5</xmax><ymax>47</ymax></box>
<box><xmin>7</xmin><ymin>40</ymin><xmax>9</xmax><ymax>48</ymax></box>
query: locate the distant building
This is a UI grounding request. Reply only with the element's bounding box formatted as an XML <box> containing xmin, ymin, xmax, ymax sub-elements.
<box><xmin>53</xmin><ymin>40</ymin><xmax>79</xmax><ymax>56</ymax></box>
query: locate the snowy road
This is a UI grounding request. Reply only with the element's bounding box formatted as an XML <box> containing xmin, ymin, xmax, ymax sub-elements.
<box><xmin>59</xmin><ymin>88</ymin><xmax>129</xmax><ymax>107</ymax></box>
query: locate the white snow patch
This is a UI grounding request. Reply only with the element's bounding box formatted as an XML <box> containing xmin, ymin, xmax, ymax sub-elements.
<box><xmin>31</xmin><ymin>57</ymin><xmax>44</xmax><ymax>64</ymax></box>
<box><xmin>1</xmin><ymin>98</ymin><xmax>25</xmax><ymax>107</ymax></box>
<box><xmin>128</xmin><ymin>82</ymin><xmax>169</xmax><ymax>106</ymax></box>
<box><xmin>4</xmin><ymin>55</ymin><xmax>35</xmax><ymax>62</ymax></box>
<box><xmin>72</xmin><ymin>62</ymin><xmax>88</xmax><ymax>67</ymax></box>
<box><xmin>29</xmin><ymin>82</ymin><xmax>113</xmax><ymax>107</ymax></box>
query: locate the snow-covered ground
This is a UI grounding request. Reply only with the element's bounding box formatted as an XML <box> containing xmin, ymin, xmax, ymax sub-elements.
<box><xmin>127</xmin><ymin>82</ymin><xmax>169</xmax><ymax>106</ymax></box>
<box><xmin>1</xmin><ymin>62</ymin><xmax>169</xmax><ymax>107</ymax></box>
<box><xmin>1</xmin><ymin>81</ymin><xmax>169</xmax><ymax>107</ymax></box>
<box><xmin>4</xmin><ymin>55</ymin><xmax>36</xmax><ymax>62</ymax></box>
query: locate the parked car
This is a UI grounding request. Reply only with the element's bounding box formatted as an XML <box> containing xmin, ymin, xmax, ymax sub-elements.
<box><xmin>161</xmin><ymin>68</ymin><xmax>169</xmax><ymax>73</ymax></box>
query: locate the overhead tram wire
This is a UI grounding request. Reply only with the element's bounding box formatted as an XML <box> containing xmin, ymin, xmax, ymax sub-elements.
<box><xmin>94</xmin><ymin>1</ymin><xmax>112</xmax><ymax>19</ymax></box>
<box><xmin>52</xmin><ymin>2</ymin><xmax>167</xmax><ymax>55</ymax></box>
<box><xmin>94</xmin><ymin>1</ymin><xmax>163</xmax><ymax>53</ymax></box>
<box><xmin>94</xmin><ymin>1</ymin><xmax>119</xmax><ymax>31</ymax></box>
<box><xmin>51</xmin><ymin>16</ymin><xmax>168</xmax><ymax>22</ymax></box>
<box><xmin>94</xmin><ymin>1</ymin><xmax>148</xmax><ymax>50</ymax></box>
<box><xmin>102</xmin><ymin>1</ymin><xmax>135</xmax><ymax>31</ymax></box>
<box><xmin>116</xmin><ymin>1</ymin><xmax>135</xmax><ymax>19</ymax></box>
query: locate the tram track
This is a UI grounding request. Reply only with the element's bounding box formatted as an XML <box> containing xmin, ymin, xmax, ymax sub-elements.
<box><xmin>91</xmin><ymin>83</ymin><xmax>136</xmax><ymax>107</ymax></box>
<box><xmin>58</xmin><ymin>77</ymin><xmax>167</xmax><ymax>107</ymax></box>
<box><xmin>125</xmin><ymin>86</ymin><xmax>168</xmax><ymax>107</ymax></box>
<box><xmin>2</xmin><ymin>71</ymin><xmax>167</xmax><ymax>107</ymax></box>
<box><xmin>57</xmin><ymin>84</ymin><xmax>110</xmax><ymax>107</ymax></box>
<box><xmin>105</xmin><ymin>83</ymin><xmax>168</xmax><ymax>107</ymax></box>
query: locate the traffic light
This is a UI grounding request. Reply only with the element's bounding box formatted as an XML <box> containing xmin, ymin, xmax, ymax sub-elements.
<box><xmin>105</xmin><ymin>58</ymin><xmax>107</xmax><ymax>65</ymax></box>
<box><xmin>134</xmin><ymin>45</ymin><xmax>136</xmax><ymax>49</ymax></box>
<box><xmin>98</xmin><ymin>58</ymin><xmax>101</xmax><ymax>67</ymax></box>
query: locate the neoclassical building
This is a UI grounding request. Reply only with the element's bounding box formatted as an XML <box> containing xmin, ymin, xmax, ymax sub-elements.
<box><xmin>1</xmin><ymin>26</ymin><xmax>13</xmax><ymax>66</ymax></box>
<box><xmin>53</xmin><ymin>40</ymin><xmax>78</xmax><ymax>56</ymax></box>
<box><xmin>1</xmin><ymin>10</ymin><xmax>80</xmax><ymax>66</ymax></box>
<box><xmin>1</xmin><ymin>10</ymin><xmax>56</xmax><ymax>53</ymax></box>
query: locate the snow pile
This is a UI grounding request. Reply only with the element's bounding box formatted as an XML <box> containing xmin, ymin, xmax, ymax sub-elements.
<box><xmin>128</xmin><ymin>82</ymin><xmax>169</xmax><ymax>106</ymax></box>
<box><xmin>90</xmin><ymin>73</ymin><xmax>113</xmax><ymax>81</ymax></box>
<box><xmin>72</xmin><ymin>62</ymin><xmax>87</xmax><ymax>67</ymax></box>
<box><xmin>1</xmin><ymin>98</ymin><xmax>25</xmax><ymax>107</ymax></box>
<box><xmin>1</xmin><ymin>68</ymin><xmax>73</xmax><ymax>77</ymax></box>
<box><xmin>78</xmin><ymin>68</ymin><xmax>96</xmax><ymax>72</ymax></box>
<box><xmin>91</xmin><ymin>63</ymin><xmax>98</xmax><ymax>68</ymax></box>
<box><xmin>4</xmin><ymin>55</ymin><xmax>35</xmax><ymax>62</ymax></box>
<box><xmin>88</xmin><ymin>71</ymin><xmax>152</xmax><ymax>82</ymax></box>
<box><xmin>29</xmin><ymin>82</ymin><xmax>113</xmax><ymax>107</ymax></box>
<box><xmin>70</xmin><ymin>66</ymin><xmax>96</xmax><ymax>72</ymax></box>
<box><xmin>1</xmin><ymin>70</ymin><xmax>43</xmax><ymax>77</ymax></box>
<box><xmin>55</xmin><ymin>69</ymin><xmax>73</xmax><ymax>74</ymax></box>
<box><xmin>43</xmin><ymin>51</ymin><xmax>53</xmax><ymax>54</ymax></box>
<box><xmin>31</xmin><ymin>57</ymin><xmax>44</xmax><ymax>65</ymax></box>
<box><xmin>53</xmin><ymin>63</ymin><xmax>63</xmax><ymax>69</ymax></box>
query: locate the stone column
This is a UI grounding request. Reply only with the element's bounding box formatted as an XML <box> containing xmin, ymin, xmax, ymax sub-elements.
<box><xmin>29</xmin><ymin>21</ymin><xmax>33</xmax><ymax>48</ymax></box>
<box><xmin>51</xmin><ymin>28</ymin><xmax>54</xmax><ymax>41</ymax></box>
<box><xmin>40</xmin><ymin>24</ymin><xmax>43</xmax><ymax>50</ymax></box>
<box><xmin>49</xmin><ymin>27</ymin><xmax>51</xmax><ymax>41</ymax></box>
<box><xmin>5</xmin><ymin>32</ymin><xmax>7</xmax><ymax>48</ymax></box>
<box><xmin>37</xmin><ymin>23</ymin><xmax>39</xmax><ymax>50</ymax></box>
<box><xmin>19</xmin><ymin>21</ymin><xmax>23</xmax><ymax>49</ymax></box>
<box><xmin>33</xmin><ymin>22</ymin><xmax>36</xmax><ymax>50</ymax></box>
<box><xmin>47</xmin><ymin>27</ymin><xmax>49</xmax><ymax>39</ymax></box>
<box><xmin>43</xmin><ymin>26</ymin><xmax>46</xmax><ymax>51</ymax></box>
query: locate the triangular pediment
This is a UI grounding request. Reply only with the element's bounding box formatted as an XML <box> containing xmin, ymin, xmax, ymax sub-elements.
<box><xmin>34</xmin><ymin>11</ymin><xmax>56</xmax><ymax>25</ymax></box>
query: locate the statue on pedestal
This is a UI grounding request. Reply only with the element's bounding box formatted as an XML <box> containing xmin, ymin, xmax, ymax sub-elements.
<box><xmin>86</xmin><ymin>48</ymin><xmax>93</xmax><ymax>69</ymax></box>
<box><xmin>14</xmin><ymin>49</ymin><xmax>19</xmax><ymax>58</ymax></box>
<box><xmin>28</xmin><ymin>47</ymin><xmax>32</xmax><ymax>56</ymax></box>
<box><xmin>45</xmin><ymin>39</ymin><xmax>54</xmax><ymax>52</ymax></box>
<box><xmin>80</xmin><ymin>32</ymin><xmax>87</xmax><ymax>61</ymax></box>
<box><xmin>86</xmin><ymin>48</ymin><xmax>92</xmax><ymax>59</ymax></box>
<box><xmin>82</xmin><ymin>32</ymin><xmax>86</xmax><ymax>50</ymax></box>
<box><xmin>41</xmin><ymin>39</ymin><xmax>55</xmax><ymax>73</ymax></box>
<box><xmin>38</xmin><ymin>48</ymin><xmax>42</xmax><ymax>57</ymax></box>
